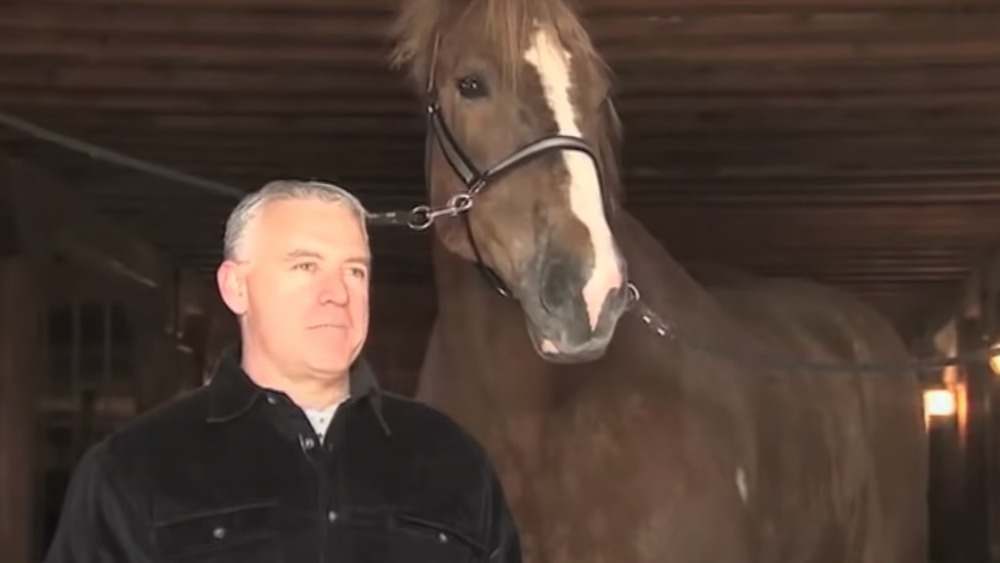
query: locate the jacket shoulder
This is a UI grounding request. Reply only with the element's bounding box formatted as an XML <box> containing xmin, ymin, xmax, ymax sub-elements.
<box><xmin>102</xmin><ymin>386</ymin><xmax>215</xmax><ymax>455</ymax></box>
<box><xmin>377</xmin><ymin>392</ymin><xmax>492</xmax><ymax>461</ymax></box>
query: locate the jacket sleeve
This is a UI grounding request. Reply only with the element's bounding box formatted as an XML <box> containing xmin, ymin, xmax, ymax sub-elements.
<box><xmin>482</xmin><ymin>464</ymin><xmax>523</xmax><ymax>563</ymax></box>
<box><xmin>43</xmin><ymin>440</ymin><xmax>157</xmax><ymax>563</ymax></box>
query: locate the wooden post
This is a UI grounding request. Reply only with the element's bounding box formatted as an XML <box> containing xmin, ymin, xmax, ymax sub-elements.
<box><xmin>0</xmin><ymin>258</ymin><xmax>43</xmax><ymax>563</ymax></box>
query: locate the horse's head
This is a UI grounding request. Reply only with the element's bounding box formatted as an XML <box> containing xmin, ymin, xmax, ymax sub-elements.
<box><xmin>391</xmin><ymin>0</ymin><xmax>629</xmax><ymax>363</ymax></box>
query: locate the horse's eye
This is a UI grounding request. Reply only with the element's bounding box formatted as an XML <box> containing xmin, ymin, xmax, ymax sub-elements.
<box><xmin>456</xmin><ymin>74</ymin><xmax>489</xmax><ymax>99</ymax></box>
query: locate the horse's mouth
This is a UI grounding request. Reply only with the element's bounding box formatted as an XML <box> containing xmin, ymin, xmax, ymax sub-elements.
<box><xmin>524</xmin><ymin>317</ymin><xmax>610</xmax><ymax>364</ymax></box>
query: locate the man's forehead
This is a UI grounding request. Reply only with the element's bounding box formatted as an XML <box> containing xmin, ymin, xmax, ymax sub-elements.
<box><xmin>243</xmin><ymin>200</ymin><xmax>369</xmax><ymax>261</ymax></box>
<box><xmin>259</xmin><ymin>197</ymin><xmax>359</xmax><ymax>222</ymax></box>
<box><xmin>255</xmin><ymin>200</ymin><xmax>365</xmax><ymax>238</ymax></box>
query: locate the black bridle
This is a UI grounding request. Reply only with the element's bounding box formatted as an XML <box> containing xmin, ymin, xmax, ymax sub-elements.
<box><xmin>366</xmin><ymin>33</ymin><xmax>608</xmax><ymax>299</ymax></box>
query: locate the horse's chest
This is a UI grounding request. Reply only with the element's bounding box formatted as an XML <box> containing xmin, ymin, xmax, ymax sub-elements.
<box><xmin>485</xmin><ymin>423</ymin><xmax>639</xmax><ymax>562</ymax></box>
<box><xmin>482</xmin><ymin>403</ymin><xmax>752</xmax><ymax>563</ymax></box>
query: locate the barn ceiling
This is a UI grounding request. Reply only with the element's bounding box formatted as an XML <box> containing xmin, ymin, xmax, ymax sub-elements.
<box><xmin>2</xmin><ymin>0</ymin><xmax>1000</xmax><ymax>331</ymax></box>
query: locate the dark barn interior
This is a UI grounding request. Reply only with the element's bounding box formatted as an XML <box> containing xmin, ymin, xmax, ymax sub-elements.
<box><xmin>1</xmin><ymin>0</ymin><xmax>1000</xmax><ymax>561</ymax></box>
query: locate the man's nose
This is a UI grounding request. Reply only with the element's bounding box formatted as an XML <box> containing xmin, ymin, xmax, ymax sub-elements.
<box><xmin>318</xmin><ymin>274</ymin><xmax>349</xmax><ymax>304</ymax></box>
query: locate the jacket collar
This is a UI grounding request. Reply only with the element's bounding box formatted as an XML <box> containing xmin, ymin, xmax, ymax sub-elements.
<box><xmin>205</xmin><ymin>344</ymin><xmax>390</xmax><ymax>435</ymax></box>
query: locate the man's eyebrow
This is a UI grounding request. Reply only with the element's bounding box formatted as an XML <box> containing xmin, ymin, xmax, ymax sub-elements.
<box><xmin>283</xmin><ymin>249</ymin><xmax>323</xmax><ymax>260</ymax></box>
<box><xmin>345</xmin><ymin>255</ymin><xmax>372</xmax><ymax>267</ymax></box>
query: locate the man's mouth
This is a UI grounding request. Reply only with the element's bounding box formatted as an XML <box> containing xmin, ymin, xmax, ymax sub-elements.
<box><xmin>309</xmin><ymin>323</ymin><xmax>349</xmax><ymax>330</ymax></box>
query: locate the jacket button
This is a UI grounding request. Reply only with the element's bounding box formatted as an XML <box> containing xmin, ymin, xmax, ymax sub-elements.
<box><xmin>213</xmin><ymin>526</ymin><xmax>226</xmax><ymax>539</ymax></box>
<box><xmin>302</xmin><ymin>437</ymin><xmax>315</xmax><ymax>450</ymax></box>
<box><xmin>327</xmin><ymin>510</ymin><xmax>337</xmax><ymax>523</ymax></box>
<box><xmin>438</xmin><ymin>532</ymin><xmax>448</xmax><ymax>543</ymax></box>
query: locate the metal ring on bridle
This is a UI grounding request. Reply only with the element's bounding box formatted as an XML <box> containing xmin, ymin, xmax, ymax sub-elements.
<box><xmin>407</xmin><ymin>205</ymin><xmax>433</xmax><ymax>230</ymax></box>
<box><xmin>626</xmin><ymin>282</ymin><xmax>640</xmax><ymax>307</ymax></box>
<box><xmin>449</xmin><ymin>193</ymin><xmax>474</xmax><ymax>213</ymax></box>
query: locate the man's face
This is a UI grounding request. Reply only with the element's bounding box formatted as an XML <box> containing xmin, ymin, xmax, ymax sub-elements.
<box><xmin>219</xmin><ymin>198</ymin><xmax>371</xmax><ymax>379</ymax></box>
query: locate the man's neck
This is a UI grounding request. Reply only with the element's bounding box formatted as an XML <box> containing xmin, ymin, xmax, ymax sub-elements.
<box><xmin>276</xmin><ymin>377</ymin><xmax>349</xmax><ymax>410</ymax></box>
<box><xmin>241</xmin><ymin>350</ymin><xmax>350</xmax><ymax>410</ymax></box>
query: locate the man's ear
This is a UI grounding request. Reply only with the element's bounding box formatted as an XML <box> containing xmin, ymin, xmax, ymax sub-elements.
<box><xmin>217</xmin><ymin>260</ymin><xmax>248</xmax><ymax>315</ymax></box>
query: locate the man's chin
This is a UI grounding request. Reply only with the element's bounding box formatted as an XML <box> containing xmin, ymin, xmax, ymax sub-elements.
<box><xmin>303</xmin><ymin>344</ymin><xmax>361</xmax><ymax>377</ymax></box>
<box><xmin>303</xmin><ymin>356</ymin><xmax>351</xmax><ymax>376</ymax></box>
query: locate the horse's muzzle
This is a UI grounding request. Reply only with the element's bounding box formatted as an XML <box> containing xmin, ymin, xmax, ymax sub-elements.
<box><xmin>524</xmin><ymin>256</ymin><xmax>629</xmax><ymax>363</ymax></box>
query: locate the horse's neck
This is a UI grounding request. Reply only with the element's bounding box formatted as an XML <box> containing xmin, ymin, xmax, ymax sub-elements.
<box><xmin>427</xmin><ymin>237</ymin><xmax>564</xmax><ymax>410</ymax></box>
<box><xmin>612</xmin><ymin>210</ymin><xmax>731</xmax><ymax>336</ymax></box>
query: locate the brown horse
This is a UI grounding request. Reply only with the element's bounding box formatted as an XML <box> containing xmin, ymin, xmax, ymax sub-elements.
<box><xmin>385</xmin><ymin>0</ymin><xmax>928</xmax><ymax>561</ymax></box>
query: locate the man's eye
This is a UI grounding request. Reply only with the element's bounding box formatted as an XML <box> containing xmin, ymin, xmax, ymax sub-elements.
<box><xmin>348</xmin><ymin>267</ymin><xmax>368</xmax><ymax>279</ymax></box>
<box><xmin>293</xmin><ymin>262</ymin><xmax>317</xmax><ymax>272</ymax></box>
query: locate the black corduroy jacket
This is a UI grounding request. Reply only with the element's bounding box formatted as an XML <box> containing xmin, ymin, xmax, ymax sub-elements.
<box><xmin>44</xmin><ymin>348</ymin><xmax>522</xmax><ymax>563</ymax></box>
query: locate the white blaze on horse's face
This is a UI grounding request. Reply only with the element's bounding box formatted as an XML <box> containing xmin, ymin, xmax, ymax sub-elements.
<box><xmin>523</xmin><ymin>25</ymin><xmax>622</xmax><ymax>332</ymax></box>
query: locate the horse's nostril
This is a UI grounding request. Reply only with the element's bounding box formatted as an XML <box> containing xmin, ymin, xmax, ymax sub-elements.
<box><xmin>539</xmin><ymin>256</ymin><xmax>578</xmax><ymax>315</ymax></box>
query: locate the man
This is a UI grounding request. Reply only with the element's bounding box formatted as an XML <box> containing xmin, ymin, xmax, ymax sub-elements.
<box><xmin>45</xmin><ymin>180</ymin><xmax>522</xmax><ymax>562</ymax></box>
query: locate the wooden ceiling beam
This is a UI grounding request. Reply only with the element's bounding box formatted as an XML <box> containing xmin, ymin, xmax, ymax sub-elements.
<box><xmin>0</xmin><ymin>6</ymin><xmax>394</xmax><ymax>39</ymax></box>
<box><xmin>33</xmin><ymin>0</ymin><xmax>998</xmax><ymax>12</ymax></box>
<box><xmin>7</xmin><ymin>60</ymin><xmax>1000</xmax><ymax>100</ymax></box>
<box><xmin>8</xmin><ymin>105</ymin><xmax>1000</xmax><ymax>137</ymax></box>
<box><xmin>23</xmin><ymin>154</ymin><xmax>1000</xmax><ymax>199</ymax></box>
<box><xmin>2</xmin><ymin>90</ymin><xmax>997</xmax><ymax>116</ymax></box>
<box><xmin>1</xmin><ymin>7</ymin><xmax>996</xmax><ymax>48</ymax></box>
<box><xmin>642</xmin><ymin>214</ymin><xmax>1000</xmax><ymax>251</ymax></box>
<box><xmin>79</xmin><ymin>178</ymin><xmax>1000</xmax><ymax>208</ymax></box>
<box><xmin>7</xmin><ymin>62</ymin><xmax>1000</xmax><ymax>98</ymax></box>
<box><xmin>73</xmin><ymin>165</ymin><xmax>1000</xmax><ymax>198</ymax></box>
<box><xmin>0</xmin><ymin>83</ymin><xmax>1000</xmax><ymax>110</ymax></box>
<box><xmin>12</xmin><ymin>132</ymin><xmax>997</xmax><ymax>162</ymax></box>
<box><xmin>2</xmin><ymin>30</ymin><xmax>1000</xmax><ymax>67</ymax></box>
<box><xmin>12</xmin><ymin>128</ymin><xmax>1000</xmax><ymax>153</ymax></box>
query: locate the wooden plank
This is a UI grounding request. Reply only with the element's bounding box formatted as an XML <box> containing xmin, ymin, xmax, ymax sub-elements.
<box><xmin>7</xmin><ymin>60</ymin><xmax>1000</xmax><ymax>98</ymax></box>
<box><xmin>0</xmin><ymin>65</ymin><xmax>404</xmax><ymax>96</ymax></box>
<box><xmin>642</xmin><ymin>203</ymin><xmax>1000</xmax><ymax>250</ymax></box>
<box><xmin>0</xmin><ymin>258</ymin><xmax>42</xmax><ymax>563</ymax></box>
<box><xmin>3</xmin><ymin>88</ymin><xmax>999</xmax><ymax>114</ymax></box>
<box><xmin>76</xmin><ymin>167</ymin><xmax>1000</xmax><ymax>202</ymax></box>
<box><xmin>78</xmin><ymin>176</ymin><xmax>1000</xmax><ymax>212</ymax></box>
<box><xmin>0</xmin><ymin>33</ymin><xmax>390</xmax><ymax>67</ymax></box>
<box><xmin>35</xmin><ymin>155</ymin><xmax>1000</xmax><ymax>201</ymax></box>
<box><xmin>46</xmin><ymin>158</ymin><xmax>1000</xmax><ymax>202</ymax></box>
<box><xmin>2</xmin><ymin>27</ymin><xmax>999</xmax><ymax>67</ymax></box>
<box><xmin>0</xmin><ymin>6</ymin><xmax>997</xmax><ymax>47</ymax></box>
<box><xmin>19</xmin><ymin>128</ymin><xmax>1000</xmax><ymax>157</ymax></box>
<box><xmin>32</xmin><ymin>0</ymin><xmax>999</xmax><ymax>12</ymax></box>
<box><xmin>15</xmin><ymin>130</ymin><xmax>999</xmax><ymax>164</ymax></box>
<box><xmin>17</xmin><ymin>139</ymin><xmax>993</xmax><ymax>177</ymax></box>
<box><xmin>10</xmin><ymin>104</ymin><xmax>1000</xmax><ymax>137</ymax></box>
<box><xmin>0</xmin><ymin>5</ymin><xmax>393</xmax><ymax>38</ymax></box>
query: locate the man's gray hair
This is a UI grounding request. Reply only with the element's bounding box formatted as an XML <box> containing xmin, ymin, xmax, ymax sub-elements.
<box><xmin>223</xmin><ymin>179</ymin><xmax>369</xmax><ymax>261</ymax></box>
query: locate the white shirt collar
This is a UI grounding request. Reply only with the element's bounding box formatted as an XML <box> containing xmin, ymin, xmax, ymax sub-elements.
<box><xmin>303</xmin><ymin>402</ymin><xmax>341</xmax><ymax>442</ymax></box>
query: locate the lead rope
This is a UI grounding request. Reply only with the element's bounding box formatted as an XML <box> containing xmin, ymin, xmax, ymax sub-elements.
<box><xmin>623</xmin><ymin>282</ymin><xmax>1000</xmax><ymax>374</ymax></box>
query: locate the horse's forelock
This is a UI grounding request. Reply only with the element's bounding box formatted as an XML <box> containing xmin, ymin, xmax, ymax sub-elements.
<box><xmin>390</xmin><ymin>0</ymin><xmax>603</xmax><ymax>87</ymax></box>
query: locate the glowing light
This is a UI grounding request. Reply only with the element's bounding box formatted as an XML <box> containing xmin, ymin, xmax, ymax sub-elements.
<box><xmin>989</xmin><ymin>340</ymin><xmax>1000</xmax><ymax>376</ymax></box>
<box><xmin>924</xmin><ymin>388</ymin><xmax>956</xmax><ymax>417</ymax></box>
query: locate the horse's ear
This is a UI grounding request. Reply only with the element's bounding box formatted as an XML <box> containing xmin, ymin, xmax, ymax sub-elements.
<box><xmin>388</xmin><ymin>0</ymin><xmax>459</xmax><ymax>89</ymax></box>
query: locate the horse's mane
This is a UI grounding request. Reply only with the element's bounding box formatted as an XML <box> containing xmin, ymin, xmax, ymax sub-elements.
<box><xmin>389</xmin><ymin>0</ymin><xmax>625</xmax><ymax>205</ymax></box>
